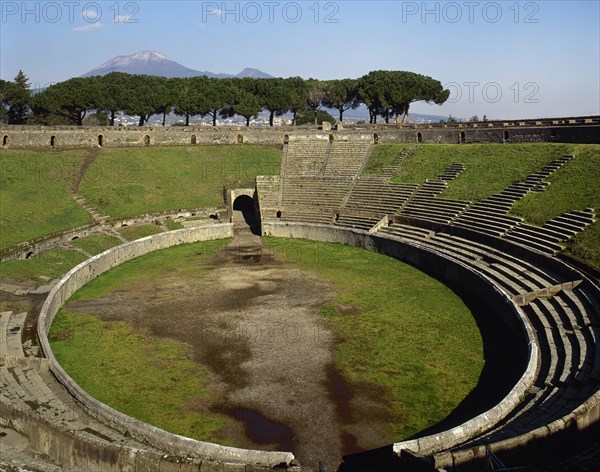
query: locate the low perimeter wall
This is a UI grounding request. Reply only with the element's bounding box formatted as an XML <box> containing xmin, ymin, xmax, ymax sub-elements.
<box><xmin>261</xmin><ymin>222</ymin><xmax>538</xmax><ymax>456</ymax></box>
<box><xmin>36</xmin><ymin>223</ymin><xmax>297</xmax><ymax>471</ymax></box>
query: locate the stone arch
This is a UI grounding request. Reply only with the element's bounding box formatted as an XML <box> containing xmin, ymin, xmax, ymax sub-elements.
<box><xmin>191</xmin><ymin>134</ymin><xmax>197</xmax><ymax>145</ymax></box>
<box><xmin>232</xmin><ymin>194</ymin><xmax>260</xmax><ymax>235</ymax></box>
<box><xmin>417</xmin><ymin>132</ymin><xmax>423</xmax><ymax>143</ymax></box>
<box><xmin>503</xmin><ymin>130</ymin><xmax>510</xmax><ymax>143</ymax></box>
<box><xmin>460</xmin><ymin>131</ymin><xmax>466</xmax><ymax>144</ymax></box>
<box><xmin>329</xmin><ymin>134</ymin><xmax>334</xmax><ymax>143</ymax></box>
<box><xmin>50</xmin><ymin>135</ymin><xmax>56</xmax><ymax>147</ymax></box>
<box><xmin>237</xmin><ymin>134</ymin><xmax>244</xmax><ymax>144</ymax></box>
<box><xmin>283</xmin><ymin>134</ymin><xmax>289</xmax><ymax>145</ymax></box>
<box><xmin>25</xmin><ymin>251</ymin><xmax>33</xmax><ymax>259</ymax></box>
<box><xmin>2</xmin><ymin>135</ymin><xmax>9</xmax><ymax>147</ymax></box>
<box><xmin>144</xmin><ymin>135</ymin><xmax>151</xmax><ymax>146</ymax></box>
<box><xmin>373</xmin><ymin>133</ymin><xmax>379</xmax><ymax>144</ymax></box>
<box><xmin>98</xmin><ymin>135</ymin><xmax>104</xmax><ymax>147</ymax></box>
<box><xmin>276</xmin><ymin>210</ymin><xmax>282</xmax><ymax>219</ymax></box>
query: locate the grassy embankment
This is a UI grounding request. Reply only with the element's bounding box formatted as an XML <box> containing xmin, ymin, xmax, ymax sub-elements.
<box><xmin>0</xmin><ymin>145</ymin><xmax>281</xmax><ymax>280</ymax></box>
<box><xmin>368</xmin><ymin>143</ymin><xmax>600</xmax><ymax>268</ymax></box>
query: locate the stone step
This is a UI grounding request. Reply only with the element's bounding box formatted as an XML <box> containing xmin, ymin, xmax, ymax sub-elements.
<box><xmin>454</xmin><ymin>218</ymin><xmax>515</xmax><ymax>235</ymax></box>
<box><xmin>456</xmin><ymin>210</ymin><xmax>522</xmax><ymax>226</ymax></box>
<box><xmin>453</xmin><ymin>220</ymin><xmax>504</xmax><ymax>237</ymax></box>
<box><xmin>507</xmin><ymin>224</ymin><xmax>567</xmax><ymax>244</ymax></box>
<box><xmin>551</xmin><ymin>214</ymin><xmax>592</xmax><ymax>228</ymax></box>
<box><xmin>503</xmin><ymin>232</ymin><xmax>563</xmax><ymax>254</ymax></box>
<box><xmin>543</xmin><ymin>221</ymin><xmax>580</xmax><ymax>237</ymax></box>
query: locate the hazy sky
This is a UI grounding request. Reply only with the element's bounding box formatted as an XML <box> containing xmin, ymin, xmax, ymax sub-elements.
<box><xmin>1</xmin><ymin>0</ymin><xmax>599</xmax><ymax>119</ymax></box>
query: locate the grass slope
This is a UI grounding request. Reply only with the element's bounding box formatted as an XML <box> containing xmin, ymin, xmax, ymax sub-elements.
<box><xmin>0</xmin><ymin>248</ymin><xmax>87</xmax><ymax>282</ymax></box>
<box><xmin>388</xmin><ymin>143</ymin><xmax>575</xmax><ymax>201</ymax></box>
<box><xmin>511</xmin><ymin>145</ymin><xmax>600</xmax><ymax>267</ymax></box>
<box><xmin>78</xmin><ymin>145</ymin><xmax>281</xmax><ymax>218</ymax></box>
<box><xmin>0</xmin><ymin>149</ymin><xmax>92</xmax><ymax>250</ymax></box>
<box><xmin>71</xmin><ymin>234</ymin><xmax>123</xmax><ymax>256</ymax></box>
<box><xmin>118</xmin><ymin>224</ymin><xmax>163</xmax><ymax>241</ymax></box>
<box><xmin>264</xmin><ymin>237</ymin><xmax>483</xmax><ymax>439</ymax></box>
<box><xmin>363</xmin><ymin>145</ymin><xmax>413</xmax><ymax>174</ymax></box>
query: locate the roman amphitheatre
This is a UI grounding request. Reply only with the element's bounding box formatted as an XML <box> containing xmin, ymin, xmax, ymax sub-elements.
<box><xmin>1</xmin><ymin>118</ymin><xmax>599</xmax><ymax>472</ymax></box>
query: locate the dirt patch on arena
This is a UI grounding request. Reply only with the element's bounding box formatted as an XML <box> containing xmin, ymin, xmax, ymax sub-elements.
<box><xmin>67</xmin><ymin>229</ymin><xmax>393</xmax><ymax>471</ymax></box>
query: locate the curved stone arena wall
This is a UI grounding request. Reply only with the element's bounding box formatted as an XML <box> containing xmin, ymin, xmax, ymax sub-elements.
<box><xmin>34</xmin><ymin>220</ymin><xmax>600</xmax><ymax>470</ymax></box>
<box><xmin>37</xmin><ymin>223</ymin><xmax>297</xmax><ymax>469</ymax></box>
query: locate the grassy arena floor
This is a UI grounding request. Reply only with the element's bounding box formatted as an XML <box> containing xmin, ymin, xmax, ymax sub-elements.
<box><xmin>50</xmin><ymin>238</ymin><xmax>483</xmax><ymax>442</ymax></box>
<box><xmin>263</xmin><ymin>238</ymin><xmax>483</xmax><ymax>438</ymax></box>
<box><xmin>50</xmin><ymin>239</ymin><xmax>232</xmax><ymax>442</ymax></box>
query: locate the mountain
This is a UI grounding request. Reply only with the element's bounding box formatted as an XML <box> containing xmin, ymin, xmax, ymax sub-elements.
<box><xmin>236</xmin><ymin>67</ymin><xmax>273</xmax><ymax>79</ymax></box>
<box><xmin>81</xmin><ymin>51</ymin><xmax>273</xmax><ymax>79</ymax></box>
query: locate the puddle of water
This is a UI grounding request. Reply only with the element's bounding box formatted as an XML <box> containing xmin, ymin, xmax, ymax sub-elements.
<box><xmin>230</xmin><ymin>408</ymin><xmax>294</xmax><ymax>452</ymax></box>
<box><xmin>327</xmin><ymin>366</ymin><xmax>363</xmax><ymax>455</ymax></box>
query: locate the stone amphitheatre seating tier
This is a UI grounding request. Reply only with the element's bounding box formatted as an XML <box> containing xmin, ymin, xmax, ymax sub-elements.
<box><xmin>395</xmin><ymin>163</ymin><xmax>470</xmax><ymax>225</ymax></box>
<box><xmin>343</xmin><ymin>177</ymin><xmax>418</xmax><ymax>215</ymax></box>
<box><xmin>321</xmin><ymin>141</ymin><xmax>372</xmax><ymax>177</ymax></box>
<box><xmin>281</xmin><ymin>178</ymin><xmax>352</xmax><ymax>208</ymax></box>
<box><xmin>256</xmin><ymin>175</ymin><xmax>281</xmax><ymax>208</ymax></box>
<box><xmin>377</xmin><ymin>221</ymin><xmax>600</xmax><ymax>456</ymax></box>
<box><xmin>451</xmin><ymin>156</ymin><xmax>575</xmax><ymax>238</ymax></box>
<box><xmin>283</xmin><ymin>141</ymin><xmax>329</xmax><ymax>177</ymax></box>
<box><xmin>278</xmin><ymin>207</ymin><xmax>335</xmax><ymax>225</ymax></box>
<box><xmin>333</xmin><ymin>213</ymin><xmax>381</xmax><ymax>232</ymax></box>
<box><xmin>504</xmin><ymin>209</ymin><xmax>596</xmax><ymax>255</ymax></box>
<box><xmin>283</xmin><ymin>140</ymin><xmax>372</xmax><ymax>179</ymax></box>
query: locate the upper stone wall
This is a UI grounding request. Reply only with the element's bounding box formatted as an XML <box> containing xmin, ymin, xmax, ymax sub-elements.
<box><xmin>1</xmin><ymin>116</ymin><xmax>599</xmax><ymax>149</ymax></box>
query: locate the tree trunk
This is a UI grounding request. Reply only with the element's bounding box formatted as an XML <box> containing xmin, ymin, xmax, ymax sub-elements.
<box><xmin>269</xmin><ymin>110</ymin><xmax>274</xmax><ymax>127</ymax></box>
<box><xmin>110</xmin><ymin>110</ymin><xmax>115</xmax><ymax>126</ymax></box>
<box><xmin>185</xmin><ymin>112</ymin><xmax>190</xmax><ymax>126</ymax></box>
<box><xmin>246</xmin><ymin>116</ymin><xmax>250</xmax><ymax>127</ymax></box>
<box><xmin>162</xmin><ymin>109</ymin><xmax>167</xmax><ymax>127</ymax></box>
<box><xmin>138</xmin><ymin>115</ymin><xmax>145</xmax><ymax>127</ymax></box>
<box><xmin>339</xmin><ymin>108</ymin><xmax>343</xmax><ymax>122</ymax></box>
<box><xmin>212</xmin><ymin>111</ymin><xmax>217</xmax><ymax>127</ymax></box>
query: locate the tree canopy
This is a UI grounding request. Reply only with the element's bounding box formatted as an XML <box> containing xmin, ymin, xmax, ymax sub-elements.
<box><xmin>13</xmin><ymin>70</ymin><xmax>449</xmax><ymax>126</ymax></box>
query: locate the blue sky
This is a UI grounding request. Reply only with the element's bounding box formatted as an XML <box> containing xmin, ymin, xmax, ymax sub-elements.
<box><xmin>1</xmin><ymin>0</ymin><xmax>599</xmax><ymax>119</ymax></box>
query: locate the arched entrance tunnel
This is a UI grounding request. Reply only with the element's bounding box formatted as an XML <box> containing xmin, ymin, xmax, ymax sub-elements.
<box><xmin>232</xmin><ymin>194</ymin><xmax>261</xmax><ymax>235</ymax></box>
